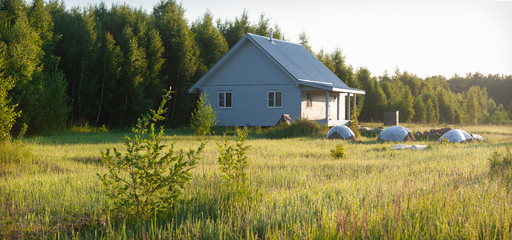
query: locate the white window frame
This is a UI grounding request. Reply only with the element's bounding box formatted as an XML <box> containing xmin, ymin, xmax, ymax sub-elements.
<box><xmin>267</xmin><ymin>91</ymin><xmax>283</xmax><ymax>108</ymax></box>
<box><xmin>218</xmin><ymin>91</ymin><xmax>232</xmax><ymax>109</ymax></box>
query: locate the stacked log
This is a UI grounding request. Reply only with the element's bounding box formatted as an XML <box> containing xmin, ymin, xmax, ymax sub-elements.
<box><xmin>422</xmin><ymin>128</ymin><xmax>451</xmax><ymax>140</ymax></box>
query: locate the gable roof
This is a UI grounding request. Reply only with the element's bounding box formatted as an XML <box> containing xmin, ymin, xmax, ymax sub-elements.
<box><xmin>189</xmin><ymin>33</ymin><xmax>365</xmax><ymax>94</ymax></box>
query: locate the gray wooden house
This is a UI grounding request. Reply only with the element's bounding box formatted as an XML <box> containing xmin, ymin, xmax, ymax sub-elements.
<box><xmin>188</xmin><ymin>33</ymin><xmax>365</xmax><ymax>126</ymax></box>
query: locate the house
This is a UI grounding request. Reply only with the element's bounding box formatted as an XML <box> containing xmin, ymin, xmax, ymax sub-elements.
<box><xmin>188</xmin><ymin>32</ymin><xmax>365</xmax><ymax>127</ymax></box>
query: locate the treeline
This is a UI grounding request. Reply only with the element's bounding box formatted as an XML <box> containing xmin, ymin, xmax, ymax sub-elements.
<box><xmin>0</xmin><ymin>0</ymin><xmax>511</xmax><ymax>138</ymax></box>
<box><xmin>305</xmin><ymin>40</ymin><xmax>512</xmax><ymax>125</ymax></box>
<box><xmin>0</xmin><ymin>0</ymin><xmax>284</xmax><ymax>135</ymax></box>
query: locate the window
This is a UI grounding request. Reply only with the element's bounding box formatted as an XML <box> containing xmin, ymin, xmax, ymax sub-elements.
<box><xmin>218</xmin><ymin>91</ymin><xmax>232</xmax><ymax>108</ymax></box>
<box><xmin>306</xmin><ymin>93</ymin><xmax>312</xmax><ymax>108</ymax></box>
<box><xmin>268</xmin><ymin>91</ymin><xmax>282</xmax><ymax>108</ymax></box>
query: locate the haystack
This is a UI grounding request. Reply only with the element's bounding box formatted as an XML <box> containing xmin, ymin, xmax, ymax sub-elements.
<box><xmin>326</xmin><ymin>125</ymin><xmax>356</xmax><ymax>141</ymax></box>
<box><xmin>377</xmin><ymin>126</ymin><xmax>415</xmax><ymax>142</ymax></box>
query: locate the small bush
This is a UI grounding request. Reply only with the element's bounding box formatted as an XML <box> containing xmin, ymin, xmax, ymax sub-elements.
<box><xmin>349</xmin><ymin>107</ymin><xmax>361</xmax><ymax>137</ymax></box>
<box><xmin>190</xmin><ymin>92</ymin><xmax>217</xmax><ymax>138</ymax></box>
<box><xmin>330</xmin><ymin>144</ymin><xmax>346</xmax><ymax>159</ymax></box>
<box><xmin>218</xmin><ymin>127</ymin><xmax>250</xmax><ymax>183</ymax></box>
<box><xmin>261</xmin><ymin>118</ymin><xmax>328</xmax><ymax>139</ymax></box>
<box><xmin>98</xmin><ymin>88</ymin><xmax>204</xmax><ymax>220</ymax></box>
<box><xmin>489</xmin><ymin>147</ymin><xmax>512</xmax><ymax>188</ymax></box>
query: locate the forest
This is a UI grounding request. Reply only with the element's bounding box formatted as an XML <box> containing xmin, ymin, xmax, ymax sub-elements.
<box><xmin>1</xmin><ymin>0</ymin><xmax>511</xmax><ymax>138</ymax></box>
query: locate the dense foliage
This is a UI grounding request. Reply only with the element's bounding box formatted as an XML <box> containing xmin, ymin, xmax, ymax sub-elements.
<box><xmin>0</xmin><ymin>0</ymin><xmax>511</xmax><ymax>136</ymax></box>
<box><xmin>315</xmin><ymin>50</ymin><xmax>512</xmax><ymax>124</ymax></box>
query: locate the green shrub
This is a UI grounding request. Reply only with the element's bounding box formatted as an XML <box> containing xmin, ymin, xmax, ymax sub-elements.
<box><xmin>98</xmin><ymin>88</ymin><xmax>204</xmax><ymax>220</ymax></box>
<box><xmin>330</xmin><ymin>143</ymin><xmax>346</xmax><ymax>159</ymax></box>
<box><xmin>217</xmin><ymin>127</ymin><xmax>250</xmax><ymax>183</ymax></box>
<box><xmin>489</xmin><ymin>147</ymin><xmax>512</xmax><ymax>188</ymax></box>
<box><xmin>262</xmin><ymin>118</ymin><xmax>328</xmax><ymax>139</ymax></box>
<box><xmin>0</xmin><ymin>72</ymin><xmax>19</xmax><ymax>141</ymax></box>
<box><xmin>349</xmin><ymin>107</ymin><xmax>361</xmax><ymax>137</ymax></box>
<box><xmin>68</xmin><ymin>123</ymin><xmax>108</xmax><ymax>133</ymax></box>
<box><xmin>190</xmin><ymin>92</ymin><xmax>217</xmax><ymax>138</ymax></box>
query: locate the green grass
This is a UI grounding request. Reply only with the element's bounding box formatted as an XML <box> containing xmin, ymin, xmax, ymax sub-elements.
<box><xmin>1</xmin><ymin>124</ymin><xmax>512</xmax><ymax>239</ymax></box>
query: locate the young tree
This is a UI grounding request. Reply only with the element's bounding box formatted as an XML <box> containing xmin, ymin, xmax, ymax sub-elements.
<box><xmin>99</xmin><ymin>88</ymin><xmax>204</xmax><ymax>219</ymax></box>
<box><xmin>190</xmin><ymin>92</ymin><xmax>217</xmax><ymax>138</ymax></box>
<box><xmin>218</xmin><ymin>127</ymin><xmax>250</xmax><ymax>183</ymax></box>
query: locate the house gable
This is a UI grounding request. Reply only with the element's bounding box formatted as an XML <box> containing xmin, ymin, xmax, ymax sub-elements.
<box><xmin>189</xmin><ymin>36</ymin><xmax>297</xmax><ymax>93</ymax></box>
<box><xmin>202</xmin><ymin>40</ymin><xmax>296</xmax><ymax>87</ymax></box>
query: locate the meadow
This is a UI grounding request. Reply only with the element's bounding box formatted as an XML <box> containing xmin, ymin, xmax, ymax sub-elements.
<box><xmin>1</xmin><ymin>124</ymin><xmax>512</xmax><ymax>239</ymax></box>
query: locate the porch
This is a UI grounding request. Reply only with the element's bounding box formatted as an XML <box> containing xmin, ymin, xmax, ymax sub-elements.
<box><xmin>301</xmin><ymin>90</ymin><xmax>360</xmax><ymax>127</ymax></box>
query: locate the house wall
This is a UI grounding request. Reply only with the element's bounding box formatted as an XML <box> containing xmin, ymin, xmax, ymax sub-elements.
<box><xmin>201</xmin><ymin>41</ymin><xmax>300</xmax><ymax>126</ymax></box>
<box><xmin>301</xmin><ymin>91</ymin><xmax>346</xmax><ymax>121</ymax></box>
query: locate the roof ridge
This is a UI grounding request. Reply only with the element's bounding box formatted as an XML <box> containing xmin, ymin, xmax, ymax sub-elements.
<box><xmin>246</xmin><ymin>33</ymin><xmax>303</xmax><ymax>46</ymax></box>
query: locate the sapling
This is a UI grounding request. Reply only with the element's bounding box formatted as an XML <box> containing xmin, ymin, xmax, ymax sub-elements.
<box><xmin>98</xmin><ymin>88</ymin><xmax>204</xmax><ymax>220</ymax></box>
<box><xmin>217</xmin><ymin>127</ymin><xmax>250</xmax><ymax>183</ymax></box>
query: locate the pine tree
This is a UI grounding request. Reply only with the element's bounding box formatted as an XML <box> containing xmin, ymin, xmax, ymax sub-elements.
<box><xmin>153</xmin><ymin>0</ymin><xmax>199</xmax><ymax>126</ymax></box>
<box><xmin>299</xmin><ymin>31</ymin><xmax>312</xmax><ymax>53</ymax></box>
<box><xmin>95</xmin><ymin>32</ymin><xmax>122</xmax><ymax>126</ymax></box>
<box><xmin>413</xmin><ymin>96</ymin><xmax>426</xmax><ymax>123</ymax></box>
<box><xmin>191</xmin><ymin>11</ymin><xmax>228</xmax><ymax>69</ymax></box>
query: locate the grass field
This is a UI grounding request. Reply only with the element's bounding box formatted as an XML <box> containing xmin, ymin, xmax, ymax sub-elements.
<box><xmin>1</xmin><ymin>124</ymin><xmax>512</xmax><ymax>239</ymax></box>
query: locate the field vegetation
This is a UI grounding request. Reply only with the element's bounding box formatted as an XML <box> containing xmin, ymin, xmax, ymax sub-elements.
<box><xmin>1</xmin><ymin>124</ymin><xmax>512</xmax><ymax>239</ymax></box>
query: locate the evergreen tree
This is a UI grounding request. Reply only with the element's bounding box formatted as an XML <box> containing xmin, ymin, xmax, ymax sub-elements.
<box><xmin>299</xmin><ymin>31</ymin><xmax>312</xmax><ymax>53</ymax></box>
<box><xmin>413</xmin><ymin>96</ymin><xmax>426</xmax><ymax>123</ymax></box>
<box><xmin>422</xmin><ymin>92</ymin><xmax>439</xmax><ymax>124</ymax></box>
<box><xmin>191</xmin><ymin>11</ymin><xmax>228</xmax><ymax>69</ymax></box>
<box><xmin>217</xmin><ymin>10</ymin><xmax>252</xmax><ymax>48</ymax></box>
<box><xmin>53</xmin><ymin>7</ymin><xmax>99</xmax><ymax>124</ymax></box>
<box><xmin>153</xmin><ymin>0</ymin><xmax>199</xmax><ymax>126</ymax></box>
<box><xmin>95</xmin><ymin>32</ymin><xmax>122</xmax><ymax>126</ymax></box>
<box><xmin>118</xmin><ymin>26</ymin><xmax>148</xmax><ymax>126</ymax></box>
<box><xmin>463</xmin><ymin>87</ymin><xmax>480</xmax><ymax>124</ymax></box>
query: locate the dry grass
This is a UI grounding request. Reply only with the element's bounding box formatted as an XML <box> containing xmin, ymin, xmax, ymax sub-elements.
<box><xmin>1</xmin><ymin>124</ymin><xmax>511</xmax><ymax>239</ymax></box>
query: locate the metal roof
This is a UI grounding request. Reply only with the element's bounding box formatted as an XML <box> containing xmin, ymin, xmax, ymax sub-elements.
<box><xmin>247</xmin><ymin>33</ymin><xmax>364</xmax><ymax>94</ymax></box>
<box><xmin>189</xmin><ymin>33</ymin><xmax>365</xmax><ymax>94</ymax></box>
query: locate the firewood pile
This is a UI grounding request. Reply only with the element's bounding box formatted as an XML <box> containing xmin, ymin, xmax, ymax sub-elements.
<box><xmin>422</xmin><ymin>128</ymin><xmax>451</xmax><ymax>140</ymax></box>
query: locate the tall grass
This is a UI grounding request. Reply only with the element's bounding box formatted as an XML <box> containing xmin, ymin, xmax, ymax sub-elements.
<box><xmin>1</xmin><ymin>124</ymin><xmax>512</xmax><ymax>239</ymax></box>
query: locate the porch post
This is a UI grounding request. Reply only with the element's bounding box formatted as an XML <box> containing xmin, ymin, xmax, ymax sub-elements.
<box><xmin>347</xmin><ymin>93</ymin><xmax>351</xmax><ymax>120</ymax></box>
<box><xmin>353</xmin><ymin>94</ymin><xmax>357</xmax><ymax>111</ymax></box>
<box><xmin>336</xmin><ymin>93</ymin><xmax>340</xmax><ymax>120</ymax></box>
<box><xmin>325</xmin><ymin>91</ymin><xmax>329</xmax><ymax>122</ymax></box>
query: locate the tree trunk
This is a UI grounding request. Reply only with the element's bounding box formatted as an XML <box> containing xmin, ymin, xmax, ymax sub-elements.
<box><xmin>95</xmin><ymin>61</ymin><xmax>106</xmax><ymax>126</ymax></box>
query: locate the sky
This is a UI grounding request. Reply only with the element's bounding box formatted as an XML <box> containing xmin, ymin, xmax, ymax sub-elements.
<box><xmin>61</xmin><ymin>0</ymin><xmax>512</xmax><ymax>79</ymax></box>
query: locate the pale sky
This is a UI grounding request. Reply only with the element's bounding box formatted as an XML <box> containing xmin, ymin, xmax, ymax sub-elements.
<box><xmin>60</xmin><ymin>0</ymin><xmax>512</xmax><ymax>79</ymax></box>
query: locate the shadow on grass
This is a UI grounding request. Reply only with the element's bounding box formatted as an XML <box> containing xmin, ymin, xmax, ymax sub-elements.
<box><xmin>22</xmin><ymin>127</ymin><xmax>197</xmax><ymax>146</ymax></box>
